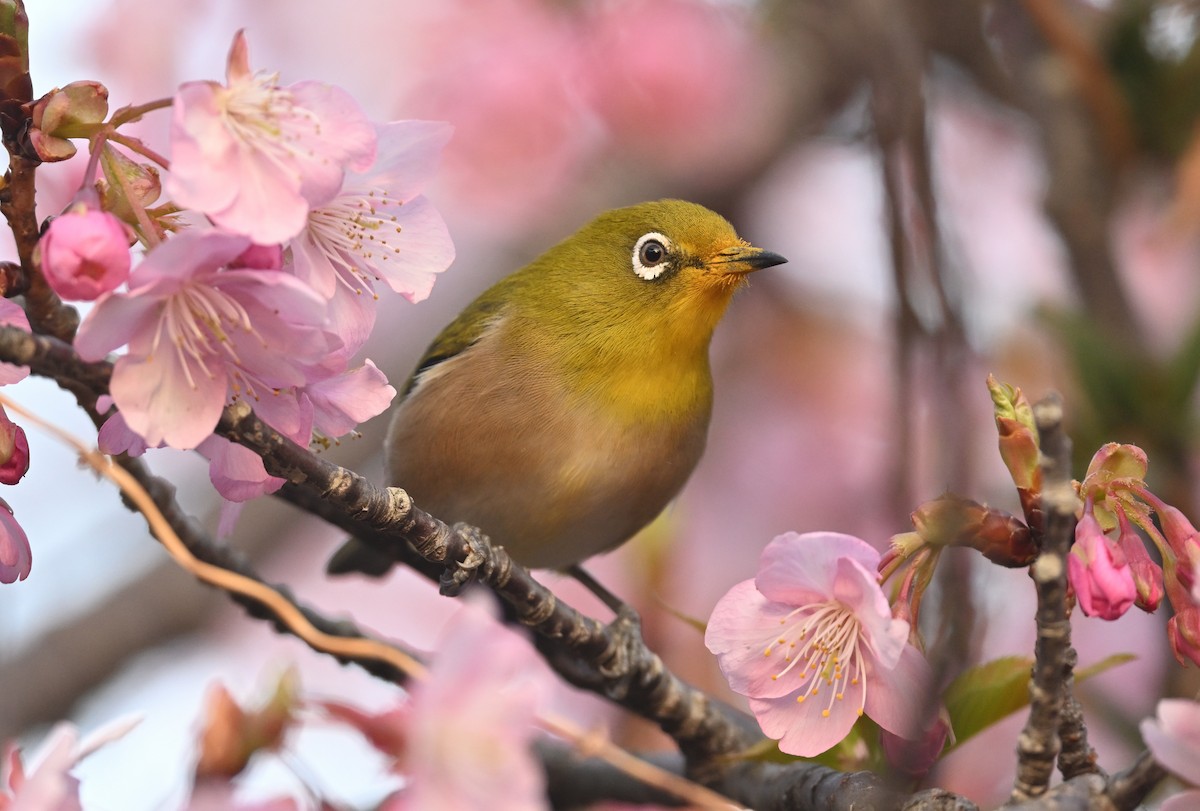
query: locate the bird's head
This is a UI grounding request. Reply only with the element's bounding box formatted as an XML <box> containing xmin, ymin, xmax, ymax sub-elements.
<box><xmin>532</xmin><ymin>199</ymin><xmax>787</xmax><ymax>340</ymax></box>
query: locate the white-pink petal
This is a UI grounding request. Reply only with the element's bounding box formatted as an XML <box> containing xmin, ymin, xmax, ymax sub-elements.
<box><xmin>834</xmin><ymin>556</ymin><xmax>909</xmax><ymax>669</ymax></box>
<box><xmin>364</xmin><ymin>120</ymin><xmax>454</xmax><ymax>202</ymax></box>
<box><xmin>73</xmin><ymin>292</ymin><xmax>162</xmax><ymax>362</ymax></box>
<box><xmin>381</xmin><ymin>195</ymin><xmax>456</xmax><ymax>302</ymax></box>
<box><xmin>705</xmin><ymin>579</ymin><xmax>808</xmax><ymax>700</ymax></box>
<box><xmin>109</xmin><ymin>350</ymin><xmax>228</xmax><ymax>450</ymax></box>
<box><xmin>749</xmin><ymin>687</ymin><xmax>864</xmax><ymax>758</ymax></box>
<box><xmin>305</xmin><ymin>359</ymin><xmax>395</xmax><ymax>438</ymax></box>
<box><xmin>199</xmin><ymin>435</ymin><xmax>283</xmax><ymax>502</ymax></box>
<box><xmin>863</xmin><ymin>643</ymin><xmax>934</xmax><ymax>742</ymax></box>
<box><xmin>756</xmin><ymin>531</ymin><xmax>880</xmax><ymax>606</ymax></box>
<box><xmin>1142</xmin><ymin>699</ymin><xmax>1200</xmax><ymax>786</ymax></box>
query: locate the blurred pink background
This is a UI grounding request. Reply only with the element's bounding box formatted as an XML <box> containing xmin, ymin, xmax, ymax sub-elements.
<box><xmin>3</xmin><ymin>0</ymin><xmax>1199</xmax><ymax>808</ymax></box>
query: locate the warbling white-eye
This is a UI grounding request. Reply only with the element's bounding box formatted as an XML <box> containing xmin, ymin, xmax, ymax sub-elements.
<box><xmin>328</xmin><ymin>199</ymin><xmax>786</xmax><ymax>576</ymax></box>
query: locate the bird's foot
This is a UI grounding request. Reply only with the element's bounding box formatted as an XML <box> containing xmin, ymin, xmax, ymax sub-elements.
<box><xmin>439</xmin><ymin>522</ymin><xmax>489</xmax><ymax>596</ymax></box>
<box><xmin>596</xmin><ymin>603</ymin><xmax>646</xmax><ymax>687</ymax></box>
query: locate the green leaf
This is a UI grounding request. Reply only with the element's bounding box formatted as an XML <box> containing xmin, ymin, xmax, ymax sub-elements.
<box><xmin>944</xmin><ymin>653</ymin><xmax>1136</xmax><ymax>750</ymax></box>
<box><xmin>944</xmin><ymin>655</ymin><xmax>1033</xmax><ymax>749</ymax></box>
<box><xmin>1077</xmin><ymin>652</ymin><xmax>1136</xmax><ymax>681</ymax></box>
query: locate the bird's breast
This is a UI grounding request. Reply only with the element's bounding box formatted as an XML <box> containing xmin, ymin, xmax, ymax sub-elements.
<box><xmin>386</xmin><ymin>321</ymin><xmax>713</xmax><ymax>568</ymax></box>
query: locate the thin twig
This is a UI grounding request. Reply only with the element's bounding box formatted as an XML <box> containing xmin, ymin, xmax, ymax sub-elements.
<box><xmin>0</xmin><ymin>393</ymin><xmax>426</xmax><ymax>677</ymax></box>
<box><xmin>1011</xmin><ymin>393</ymin><xmax>1079</xmax><ymax>802</ymax></box>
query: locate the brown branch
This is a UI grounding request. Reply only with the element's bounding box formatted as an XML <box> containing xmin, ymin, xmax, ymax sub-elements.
<box><xmin>0</xmin><ymin>326</ymin><xmax>1173</xmax><ymax>810</ymax></box>
<box><xmin>215</xmin><ymin>398</ymin><xmax>757</xmax><ymax>768</ymax></box>
<box><xmin>1107</xmin><ymin>749</ymin><xmax>1166</xmax><ymax>810</ymax></box>
<box><xmin>1019</xmin><ymin>0</ymin><xmax>1136</xmax><ymax>167</ymax></box>
<box><xmin>1012</xmin><ymin>393</ymin><xmax>1082</xmax><ymax>802</ymax></box>
<box><xmin>0</xmin><ymin>156</ymin><xmax>78</xmax><ymax>342</ymax></box>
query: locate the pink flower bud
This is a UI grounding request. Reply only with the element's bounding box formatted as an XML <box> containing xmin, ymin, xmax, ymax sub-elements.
<box><xmin>28</xmin><ymin>81</ymin><xmax>110</xmax><ymax>163</ymax></box>
<box><xmin>1141</xmin><ymin>492</ymin><xmax>1200</xmax><ymax>594</ymax></box>
<box><xmin>881</xmin><ymin>713</ymin><xmax>951</xmax><ymax>776</ymax></box>
<box><xmin>1068</xmin><ymin>500</ymin><xmax>1136</xmax><ymax>620</ymax></box>
<box><xmin>0</xmin><ymin>498</ymin><xmax>30</xmax><ymax>584</ymax></box>
<box><xmin>36</xmin><ymin>204</ymin><xmax>132</xmax><ymax>301</ymax></box>
<box><xmin>1116</xmin><ymin>508</ymin><xmax>1164</xmax><ymax>612</ymax></box>
<box><xmin>1168</xmin><ymin>608</ymin><xmax>1200</xmax><ymax>668</ymax></box>
<box><xmin>0</xmin><ymin>406</ymin><xmax>29</xmax><ymax>485</ymax></box>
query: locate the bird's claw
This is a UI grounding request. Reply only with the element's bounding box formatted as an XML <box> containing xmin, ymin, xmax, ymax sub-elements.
<box><xmin>439</xmin><ymin>522</ymin><xmax>488</xmax><ymax>596</ymax></box>
<box><xmin>597</xmin><ymin>603</ymin><xmax>645</xmax><ymax>684</ymax></box>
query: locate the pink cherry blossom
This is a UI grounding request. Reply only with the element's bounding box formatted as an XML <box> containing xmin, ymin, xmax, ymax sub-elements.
<box><xmin>0</xmin><ymin>717</ymin><xmax>139</xmax><ymax>810</ymax></box>
<box><xmin>301</xmin><ymin>359</ymin><xmax>395</xmax><ymax>439</ymax></box>
<box><xmin>182</xmin><ymin>783</ymin><xmax>302</xmax><ymax>811</ymax></box>
<box><xmin>167</xmin><ymin>31</ymin><xmax>376</xmax><ymax>244</ymax></box>
<box><xmin>705</xmin><ymin>531</ymin><xmax>933</xmax><ymax>757</ymax></box>
<box><xmin>0</xmin><ymin>498</ymin><xmax>30</xmax><ymax>584</ymax></box>
<box><xmin>1067</xmin><ymin>500</ymin><xmax>1136</xmax><ymax>620</ymax></box>
<box><xmin>290</xmin><ymin>120</ymin><xmax>456</xmax><ymax>353</ymax></box>
<box><xmin>36</xmin><ymin>204</ymin><xmax>131</xmax><ymax>301</ymax></box>
<box><xmin>74</xmin><ymin>229</ymin><xmax>339</xmax><ymax>450</ymax></box>
<box><xmin>380</xmin><ymin>598</ymin><xmax>549</xmax><ymax>810</ymax></box>
<box><xmin>197</xmin><ymin>435</ymin><xmax>284</xmax><ymax>503</ymax></box>
<box><xmin>1140</xmin><ymin>699</ymin><xmax>1200</xmax><ymax>810</ymax></box>
<box><xmin>96</xmin><ymin>409</ymin><xmax>152</xmax><ymax>458</ymax></box>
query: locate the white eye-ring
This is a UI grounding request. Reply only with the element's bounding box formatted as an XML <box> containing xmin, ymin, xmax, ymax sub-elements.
<box><xmin>632</xmin><ymin>232</ymin><xmax>672</xmax><ymax>281</ymax></box>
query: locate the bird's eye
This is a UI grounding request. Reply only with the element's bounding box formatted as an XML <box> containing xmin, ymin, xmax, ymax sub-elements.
<box><xmin>632</xmin><ymin>232</ymin><xmax>672</xmax><ymax>281</ymax></box>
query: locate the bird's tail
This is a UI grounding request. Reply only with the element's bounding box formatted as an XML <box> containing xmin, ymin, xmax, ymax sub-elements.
<box><xmin>325</xmin><ymin>536</ymin><xmax>396</xmax><ymax>578</ymax></box>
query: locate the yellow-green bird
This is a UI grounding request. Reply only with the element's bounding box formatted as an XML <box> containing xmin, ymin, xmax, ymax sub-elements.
<box><xmin>328</xmin><ymin>199</ymin><xmax>785</xmax><ymax>575</ymax></box>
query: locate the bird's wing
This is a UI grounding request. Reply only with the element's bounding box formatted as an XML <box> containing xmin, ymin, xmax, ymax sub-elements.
<box><xmin>401</xmin><ymin>287</ymin><xmax>511</xmax><ymax>396</ymax></box>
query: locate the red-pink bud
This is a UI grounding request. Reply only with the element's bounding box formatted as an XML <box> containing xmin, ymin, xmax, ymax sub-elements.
<box><xmin>881</xmin><ymin>713</ymin><xmax>951</xmax><ymax>776</ymax></box>
<box><xmin>0</xmin><ymin>498</ymin><xmax>30</xmax><ymax>584</ymax></box>
<box><xmin>1115</xmin><ymin>508</ymin><xmax>1164</xmax><ymax>612</ymax></box>
<box><xmin>1168</xmin><ymin>608</ymin><xmax>1200</xmax><ymax>668</ymax></box>
<box><xmin>0</xmin><ymin>406</ymin><xmax>29</xmax><ymax>485</ymax></box>
<box><xmin>36</xmin><ymin>202</ymin><xmax>132</xmax><ymax>301</ymax></box>
<box><xmin>1141</xmin><ymin>492</ymin><xmax>1200</xmax><ymax>594</ymax></box>
<box><xmin>1068</xmin><ymin>499</ymin><xmax>1136</xmax><ymax>620</ymax></box>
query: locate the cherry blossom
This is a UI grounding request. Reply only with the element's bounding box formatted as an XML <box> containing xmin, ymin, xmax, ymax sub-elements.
<box><xmin>290</xmin><ymin>120</ymin><xmax>456</xmax><ymax>351</ymax></box>
<box><xmin>332</xmin><ymin>598</ymin><xmax>549</xmax><ymax>810</ymax></box>
<box><xmin>705</xmin><ymin>531</ymin><xmax>933</xmax><ymax>757</ymax></box>
<box><xmin>74</xmin><ymin>229</ymin><xmax>339</xmax><ymax>450</ymax></box>
<box><xmin>0</xmin><ymin>718</ymin><xmax>139</xmax><ymax>810</ymax></box>
<box><xmin>1140</xmin><ymin>699</ymin><xmax>1200</xmax><ymax>810</ymax></box>
<box><xmin>167</xmin><ymin>31</ymin><xmax>376</xmax><ymax>244</ymax></box>
<box><xmin>1115</xmin><ymin>506</ymin><xmax>1163</xmax><ymax>612</ymax></box>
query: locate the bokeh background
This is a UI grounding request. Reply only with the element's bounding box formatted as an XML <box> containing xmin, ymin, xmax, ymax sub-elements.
<box><xmin>3</xmin><ymin>0</ymin><xmax>1200</xmax><ymax>807</ymax></box>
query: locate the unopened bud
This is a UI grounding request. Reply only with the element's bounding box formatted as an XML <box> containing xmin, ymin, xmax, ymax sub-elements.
<box><xmin>1168</xmin><ymin>608</ymin><xmax>1200</xmax><ymax>668</ymax></box>
<box><xmin>28</xmin><ymin>81</ymin><xmax>109</xmax><ymax>162</ymax></box>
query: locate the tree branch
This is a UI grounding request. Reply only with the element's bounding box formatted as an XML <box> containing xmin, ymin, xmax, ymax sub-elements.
<box><xmin>0</xmin><ymin>326</ymin><xmax>1172</xmax><ymax>810</ymax></box>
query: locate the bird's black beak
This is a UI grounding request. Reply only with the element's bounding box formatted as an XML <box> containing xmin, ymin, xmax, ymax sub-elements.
<box><xmin>709</xmin><ymin>245</ymin><xmax>788</xmax><ymax>275</ymax></box>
